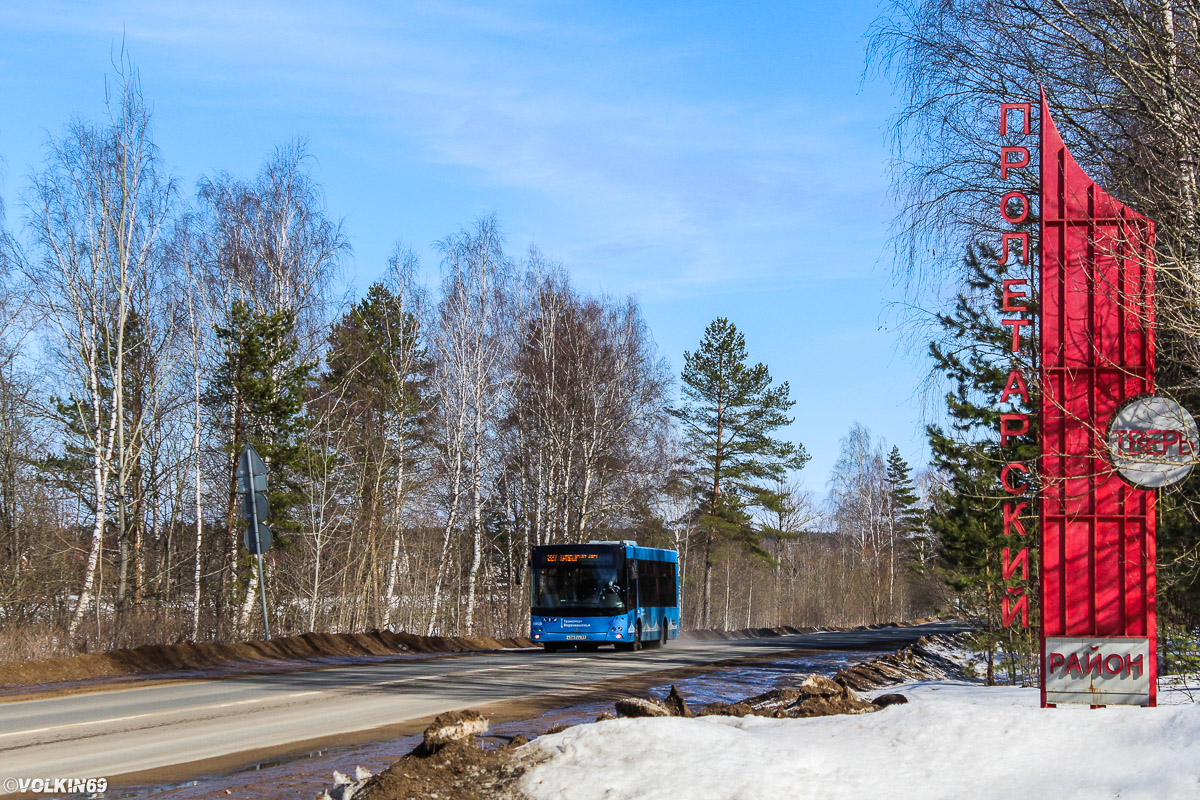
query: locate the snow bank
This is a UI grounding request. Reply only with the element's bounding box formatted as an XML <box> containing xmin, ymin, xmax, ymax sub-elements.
<box><xmin>521</xmin><ymin>681</ymin><xmax>1200</xmax><ymax>800</ymax></box>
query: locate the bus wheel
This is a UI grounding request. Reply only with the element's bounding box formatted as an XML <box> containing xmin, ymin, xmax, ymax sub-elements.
<box><xmin>659</xmin><ymin>623</ymin><xmax>669</xmax><ymax>649</ymax></box>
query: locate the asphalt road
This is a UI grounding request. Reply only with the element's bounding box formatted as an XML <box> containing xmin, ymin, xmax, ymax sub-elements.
<box><xmin>0</xmin><ymin>623</ymin><xmax>958</xmax><ymax>784</ymax></box>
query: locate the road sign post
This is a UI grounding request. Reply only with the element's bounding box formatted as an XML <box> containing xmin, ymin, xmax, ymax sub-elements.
<box><xmin>237</xmin><ymin>444</ymin><xmax>272</xmax><ymax>640</ymax></box>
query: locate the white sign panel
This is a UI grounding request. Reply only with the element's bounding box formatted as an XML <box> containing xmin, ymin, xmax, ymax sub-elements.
<box><xmin>1044</xmin><ymin>637</ymin><xmax>1152</xmax><ymax>706</ymax></box>
<box><xmin>1106</xmin><ymin>395</ymin><xmax>1199</xmax><ymax>488</ymax></box>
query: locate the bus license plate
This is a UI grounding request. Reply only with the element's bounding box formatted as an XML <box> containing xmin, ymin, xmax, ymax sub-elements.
<box><xmin>565</xmin><ymin>635</ymin><xmax>587</xmax><ymax>640</ymax></box>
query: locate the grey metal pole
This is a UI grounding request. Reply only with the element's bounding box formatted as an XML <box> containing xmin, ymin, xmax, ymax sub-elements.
<box><xmin>252</xmin><ymin>489</ymin><xmax>273</xmax><ymax>638</ymax></box>
<box><xmin>246</xmin><ymin>448</ymin><xmax>271</xmax><ymax>640</ymax></box>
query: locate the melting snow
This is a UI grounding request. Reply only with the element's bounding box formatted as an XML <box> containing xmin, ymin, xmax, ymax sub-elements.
<box><xmin>521</xmin><ymin>681</ymin><xmax>1200</xmax><ymax>800</ymax></box>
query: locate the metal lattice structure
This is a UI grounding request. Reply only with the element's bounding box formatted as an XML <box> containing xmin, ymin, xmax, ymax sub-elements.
<box><xmin>1039</xmin><ymin>92</ymin><xmax>1157</xmax><ymax>706</ymax></box>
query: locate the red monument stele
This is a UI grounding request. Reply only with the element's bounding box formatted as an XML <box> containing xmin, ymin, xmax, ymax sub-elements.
<box><xmin>1038</xmin><ymin>91</ymin><xmax>1157</xmax><ymax>707</ymax></box>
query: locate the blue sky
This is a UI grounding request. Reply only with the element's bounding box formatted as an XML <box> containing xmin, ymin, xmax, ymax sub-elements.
<box><xmin>0</xmin><ymin>1</ymin><xmax>931</xmax><ymax>495</ymax></box>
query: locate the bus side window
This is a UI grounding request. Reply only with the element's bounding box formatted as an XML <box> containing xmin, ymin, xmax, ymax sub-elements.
<box><xmin>653</xmin><ymin>562</ymin><xmax>665</xmax><ymax>607</ymax></box>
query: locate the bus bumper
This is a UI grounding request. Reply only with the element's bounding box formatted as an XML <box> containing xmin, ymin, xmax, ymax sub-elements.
<box><xmin>531</xmin><ymin>616</ymin><xmax>629</xmax><ymax>642</ymax></box>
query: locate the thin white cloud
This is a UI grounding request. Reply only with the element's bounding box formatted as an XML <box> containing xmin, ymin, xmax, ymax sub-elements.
<box><xmin>0</xmin><ymin>0</ymin><xmax>892</xmax><ymax>297</ymax></box>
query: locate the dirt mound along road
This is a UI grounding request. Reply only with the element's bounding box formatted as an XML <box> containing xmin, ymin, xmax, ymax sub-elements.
<box><xmin>832</xmin><ymin>635</ymin><xmax>966</xmax><ymax>692</ymax></box>
<box><xmin>344</xmin><ymin>711</ymin><xmax>533</xmax><ymax>800</ymax></box>
<box><xmin>0</xmin><ymin>630</ymin><xmax>534</xmax><ymax>691</ymax></box>
<box><xmin>0</xmin><ymin>618</ymin><xmax>951</xmax><ymax>692</ymax></box>
<box><xmin>679</xmin><ymin>618</ymin><xmax>941</xmax><ymax>642</ymax></box>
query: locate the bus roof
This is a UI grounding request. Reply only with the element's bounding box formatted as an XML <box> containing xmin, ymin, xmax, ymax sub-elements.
<box><xmin>531</xmin><ymin>542</ymin><xmax>677</xmax><ymax>563</ymax></box>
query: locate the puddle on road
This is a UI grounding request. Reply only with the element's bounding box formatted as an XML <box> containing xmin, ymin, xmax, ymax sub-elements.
<box><xmin>100</xmin><ymin>650</ymin><xmax>870</xmax><ymax>800</ymax></box>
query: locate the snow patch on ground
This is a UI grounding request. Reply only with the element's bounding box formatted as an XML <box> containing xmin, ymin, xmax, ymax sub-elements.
<box><xmin>521</xmin><ymin>680</ymin><xmax>1200</xmax><ymax>800</ymax></box>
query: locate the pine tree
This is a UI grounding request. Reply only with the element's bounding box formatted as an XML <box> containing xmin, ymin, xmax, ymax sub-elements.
<box><xmin>204</xmin><ymin>300</ymin><xmax>313</xmax><ymax>621</ymax></box>
<box><xmin>43</xmin><ymin>312</ymin><xmax>154</xmax><ymax>608</ymax></box>
<box><xmin>320</xmin><ymin>282</ymin><xmax>430</xmax><ymax>627</ymax></box>
<box><xmin>322</xmin><ymin>283</ymin><xmax>429</xmax><ymax>466</ymax></box>
<box><xmin>926</xmin><ymin>244</ymin><xmax>1037</xmax><ymax>684</ymax></box>
<box><xmin>670</xmin><ymin>317</ymin><xmax>809</xmax><ymax>628</ymax></box>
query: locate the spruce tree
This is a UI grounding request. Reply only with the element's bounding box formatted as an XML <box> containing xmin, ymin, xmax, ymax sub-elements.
<box><xmin>670</xmin><ymin>317</ymin><xmax>809</xmax><ymax>627</ymax></box>
<box><xmin>1150</xmin><ymin>325</ymin><xmax>1200</xmax><ymax>659</ymax></box>
<box><xmin>926</xmin><ymin>244</ymin><xmax>1037</xmax><ymax>684</ymax></box>
<box><xmin>885</xmin><ymin>446</ymin><xmax>921</xmax><ymax>539</ymax></box>
<box><xmin>883</xmin><ymin>445</ymin><xmax>922</xmax><ymax>610</ymax></box>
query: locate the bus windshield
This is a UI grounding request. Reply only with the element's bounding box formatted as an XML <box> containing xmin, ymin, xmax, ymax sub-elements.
<box><xmin>533</xmin><ymin>561</ymin><xmax>627</xmax><ymax>612</ymax></box>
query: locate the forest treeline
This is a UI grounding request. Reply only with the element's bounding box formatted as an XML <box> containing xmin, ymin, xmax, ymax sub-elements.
<box><xmin>0</xmin><ymin>65</ymin><xmax>939</xmax><ymax>660</ymax></box>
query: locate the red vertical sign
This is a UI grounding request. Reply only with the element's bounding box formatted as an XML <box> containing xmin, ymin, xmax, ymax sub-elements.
<box><xmin>1039</xmin><ymin>92</ymin><xmax>1157</xmax><ymax>706</ymax></box>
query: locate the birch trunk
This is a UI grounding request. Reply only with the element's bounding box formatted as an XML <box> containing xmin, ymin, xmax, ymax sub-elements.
<box><xmin>464</xmin><ymin>409</ymin><xmax>485</xmax><ymax>634</ymax></box>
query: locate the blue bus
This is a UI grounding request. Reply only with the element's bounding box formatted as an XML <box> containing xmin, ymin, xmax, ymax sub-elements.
<box><xmin>530</xmin><ymin>540</ymin><xmax>680</xmax><ymax>652</ymax></box>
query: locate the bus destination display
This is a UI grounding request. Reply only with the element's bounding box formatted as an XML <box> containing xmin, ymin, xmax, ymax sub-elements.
<box><xmin>538</xmin><ymin>551</ymin><xmax>613</xmax><ymax>565</ymax></box>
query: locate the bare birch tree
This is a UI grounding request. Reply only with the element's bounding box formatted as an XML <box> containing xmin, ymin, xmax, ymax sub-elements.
<box><xmin>427</xmin><ymin>216</ymin><xmax>513</xmax><ymax>635</ymax></box>
<box><xmin>23</xmin><ymin>62</ymin><xmax>174</xmax><ymax>637</ymax></box>
<box><xmin>381</xmin><ymin>248</ymin><xmax>430</xmax><ymax>627</ymax></box>
<box><xmin>191</xmin><ymin>143</ymin><xmax>347</xmax><ymax>628</ymax></box>
<box><xmin>828</xmin><ymin>423</ymin><xmax>891</xmax><ymax>619</ymax></box>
